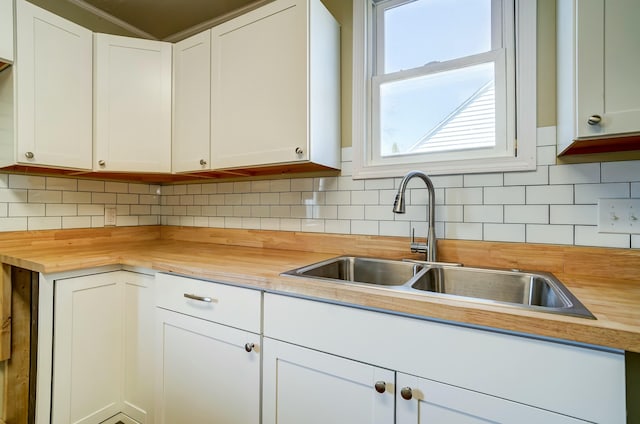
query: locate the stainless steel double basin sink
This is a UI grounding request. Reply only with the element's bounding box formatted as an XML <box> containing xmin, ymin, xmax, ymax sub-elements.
<box><xmin>282</xmin><ymin>256</ymin><xmax>595</xmax><ymax>319</ymax></box>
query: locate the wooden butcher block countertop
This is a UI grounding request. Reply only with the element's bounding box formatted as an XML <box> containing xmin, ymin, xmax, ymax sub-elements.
<box><xmin>1</xmin><ymin>226</ymin><xmax>639</xmax><ymax>353</ymax></box>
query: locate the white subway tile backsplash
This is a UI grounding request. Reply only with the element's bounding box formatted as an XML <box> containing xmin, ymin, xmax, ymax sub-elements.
<box><xmin>62</xmin><ymin>216</ymin><xmax>92</xmax><ymax>229</ymax></box>
<box><xmin>301</xmin><ymin>219</ymin><xmax>325</xmax><ymax>233</ymax></box>
<box><xmin>549</xmin><ymin>163</ymin><xmax>600</xmax><ymax>185</ymax></box>
<box><xmin>29</xmin><ymin>216</ymin><xmax>61</xmax><ymax>230</ymax></box>
<box><xmin>550</xmin><ymin>205</ymin><xmax>597</xmax><ymax>226</ymax></box>
<box><xmin>88</xmin><ymin>181</ymin><xmax>108</xmax><ymax>194</ymax></box>
<box><xmin>536</xmin><ymin>126</ymin><xmax>556</xmax><ymax>146</ymax></box>
<box><xmin>445</xmin><ymin>222</ymin><xmax>483</xmax><ymax>240</ymax></box>
<box><xmin>270</xmin><ymin>180</ymin><xmax>291</xmax><ymax>192</ymax></box>
<box><xmin>338</xmin><ymin>205</ymin><xmax>365</xmax><ymax>220</ymax></box>
<box><xmin>601</xmin><ymin>160</ymin><xmax>640</xmax><ymax>183</ymax></box>
<box><xmin>574</xmin><ymin>183</ymin><xmax>630</xmax><ymax>204</ymax></box>
<box><xmin>9</xmin><ymin>175</ymin><xmax>45</xmax><ymax>190</ymax></box>
<box><xmin>446</xmin><ymin>187</ymin><xmax>483</xmax><ymax>205</ymax></box>
<box><xmin>325</xmin><ymin>219</ymin><xmax>350</xmax><ymax>234</ymax></box>
<box><xmin>504</xmin><ymin>166</ymin><xmax>549</xmax><ymax>186</ymax></box>
<box><xmin>464</xmin><ymin>205</ymin><xmax>503</xmax><ymax>223</ymax></box>
<box><xmin>536</xmin><ymin>145</ymin><xmax>557</xmax><ymax>166</ymax></box>
<box><xmin>379</xmin><ymin>220</ymin><xmax>410</xmax><ymax>237</ymax></box>
<box><xmin>29</xmin><ymin>190</ymin><xmax>62</xmax><ymax>203</ymax></box>
<box><xmin>351</xmin><ymin>220</ymin><xmax>378</xmax><ymax>235</ymax></box>
<box><xmin>632</xmin><ymin>235</ymin><xmax>639</xmax><ymax>249</ymax></box>
<box><xmin>435</xmin><ymin>205</ymin><xmax>464</xmax><ymax>222</ymax></box>
<box><xmin>0</xmin><ymin>189</ymin><xmax>28</xmax><ymax>203</ymax></box>
<box><xmin>575</xmin><ymin>226</ymin><xmax>630</xmax><ymax>248</ymax></box>
<box><xmin>9</xmin><ymin>203</ymin><xmax>45</xmax><ymax>217</ymax></box>
<box><xmin>463</xmin><ymin>173</ymin><xmax>503</xmax><ymax>187</ymax></box>
<box><xmin>92</xmin><ymin>193</ymin><xmax>117</xmax><ymax>204</ymax></box>
<box><xmin>484</xmin><ymin>186</ymin><xmax>525</xmax><ymax>205</ymax></box>
<box><xmin>0</xmin><ymin>217</ymin><xmax>27</xmax><ymax>231</ymax></box>
<box><xmin>313</xmin><ymin>205</ymin><xmax>337</xmax><ymax>220</ymax></box>
<box><xmin>504</xmin><ymin>205</ymin><xmax>548</xmax><ymax>224</ymax></box>
<box><xmin>0</xmin><ymin>127</ymin><xmax>637</xmax><ymax>249</ymax></box>
<box><xmin>484</xmin><ymin>223</ymin><xmax>525</xmax><ymax>242</ymax></box>
<box><xmin>105</xmin><ymin>181</ymin><xmax>129</xmax><ymax>193</ymax></box>
<box><xmin>526</xmin><ymin>185</ymin><xmax>573</xmax><ymax>205</ymax></box>
<box><xmin>526</xmin><ymin>224</ymin><xmax>574</xmax><ymax>245</ymax></box>
<box><xmin>46</xmin><ymin>177</ymin><xmax>77</xmax><ymax>191</ymax></box>
<box><xmin>351</xmin><ymin>190</ymin><xmax>379</xmax><ymax>205</ymax></box>
<box><xmin>280</xmin><ymin>218</ymin><xmax>301</xmax><ymax>232</ymax></box>
<box><xmin>46</xmin><ymin>204</ymin><xmax>77</xmax><ymax>216</ymax></box>
<box><xmin>63</xmin><ymin>191</ymin><xmax>92</xmax><ymax>204</ymax></box>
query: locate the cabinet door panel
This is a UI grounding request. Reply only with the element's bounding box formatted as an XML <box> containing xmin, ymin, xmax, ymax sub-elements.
<box><xmin>172</xmin><ymin>30</ymin><xmax>211</xmax><ymax>173</ymax></box>
<box><xmin>211</xmin><ymin>0</ymin><xmax>308</xmax><ymax>169</ymax></box>
<box><xmin>396</xmin><ymin>373</ymin><xmax>587</xmax><ymax>424</ymax></box>
<box><xmin>263</xmin><ymin>338</ymin><xmax>395</xmax><ymax>424</ymax></box>
<box><xmin>94</xmin><ymin>34</ymin><xmax>171</xmax><ymax>172</ymax></box>
<box><xmin>16</xmin><ymin>0</ymin><xmax>92</xmax><ymax>169</ymax></box>
<box><xmin>577</xmin><ymin>0</ymin><xmax>640</xmax><ymax>138</ymax></box>
<box><xmin>0</xmin><ymin>0</ymin><xmax>13</xmax><ymax>63</ymax></box>
<box><xmin>156</xmin><ymin>309</ymin><xmax>260</xmax><ymax>424</ymax></box>
<box><xmin>52</xmin><ymin>273</ymin><xmax>123</xmax><ymax>424</ymax></box>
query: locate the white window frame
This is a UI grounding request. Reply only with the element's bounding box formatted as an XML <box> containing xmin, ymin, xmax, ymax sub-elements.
<box><xmin>352</xmin><ymin>0</ymin><xmax>537</xmax><ymax>179</ymax></box>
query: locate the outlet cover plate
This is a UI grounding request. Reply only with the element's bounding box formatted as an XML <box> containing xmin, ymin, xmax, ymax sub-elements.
<box><xmin>105</xmin><ymin>206</ymin><xmax>117</xmax><ymax>226</ymax></box>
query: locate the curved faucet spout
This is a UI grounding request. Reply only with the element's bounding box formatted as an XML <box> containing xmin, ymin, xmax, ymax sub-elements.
<box><xmin>392</xmin><ymin>170</ymin><xmax>437</xmax><ymax>262</ymax></box>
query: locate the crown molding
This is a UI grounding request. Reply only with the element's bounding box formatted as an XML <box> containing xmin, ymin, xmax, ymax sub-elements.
<box><xmin>66</xmin><ymin>0</ymin><xmax>158</xmax><ymax>40</ymax></box>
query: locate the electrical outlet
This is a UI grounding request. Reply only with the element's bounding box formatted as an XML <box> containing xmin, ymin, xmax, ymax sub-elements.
<box><xmin>598</xmin><ymin>198</ymin><xmax>640</xmax><ymax>234</ymax></box>
<box><xmin>104</xmin><ymin>206</ymin><xmax>117</xmax><ymax>226</ymax></box>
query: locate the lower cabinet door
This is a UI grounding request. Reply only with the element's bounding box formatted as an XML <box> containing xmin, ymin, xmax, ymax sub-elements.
<box><xmin>262</xmin><ymin>337</ymin><xmax>395</xmax><ymax>424</ymax></box>
<box><xmin>155</xmin><ymin>308</ymin><xmax>260</xmax><ymax>424</ymax></box>
<box><xmin>395</xmin><ymin>373</ymin><xmax>588</xmax><ymax>424</ymax></box>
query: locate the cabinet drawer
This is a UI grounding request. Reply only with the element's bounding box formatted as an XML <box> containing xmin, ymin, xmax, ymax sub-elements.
<box><xmin>156</xmin><ymin>273</ymin><xmax>261</xmax><ymax>333</ymax></box>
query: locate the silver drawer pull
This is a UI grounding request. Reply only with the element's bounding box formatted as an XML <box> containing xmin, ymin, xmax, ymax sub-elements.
<box><xmin>184</xmin><ymin>293</ymin><xmax>217</xmax><ymax>303</ymax></box>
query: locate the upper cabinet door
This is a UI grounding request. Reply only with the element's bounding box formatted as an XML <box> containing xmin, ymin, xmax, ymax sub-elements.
<box><xmin>0</xmin><ymin>0</ymin><xmax>13</xmax><ymax>63</ymax></box>
<box><xmin>577</xmin><ymin>0</ymin><xmax>640</xmax><ymax>139</ymax></box>
<box><xmin>15</xmin><ymin>0</ymin><xmax>92</xmax><ymax>169</ymax></box>
<box><xmin>557</xmin><ymin>0</ymin><xmax>640</xmax><ymax>154</ymax></box>
<box><xmin>172</xmin><ymin>30</ymin><xmax>211</xmax><ymax>173</ymax></box>
<box><xmin>210</xmin><ymin>0</ymin><xmax>340</xmax><ymax>170</ymax></box>
<box><xmin>94</xmin><ymin>33</ymin><xmax>172</xmax><ymax>173</ymax></box>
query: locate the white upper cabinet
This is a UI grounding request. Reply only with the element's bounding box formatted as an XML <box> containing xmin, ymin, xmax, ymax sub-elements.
<box><xmin>14</xmin><ymin>0</ymin><xmax>92</xmax><ymax>169</ymax></box>
<box><xmin>210</xmin><ymin>0</ymin><xmax>340</xmax><ymax>170</ymax></box>
<box><xmin>0</xmin><ymin>0</ymin><xmax>13</xmax><ymax>64</ymax></box>
<box><xmin>172</xmin><ymin>30</ymin><xmax>211</xmax><ymax>173</ymax></box>
<box><xmin>557</xmin><ymin>0</ymin><xmax>640</xmax><ymax>155</ymax></box>
<box><xmin>94</xmin><ymin>33</ymin><xmax>172</xmax><ymax>173</ymax></box>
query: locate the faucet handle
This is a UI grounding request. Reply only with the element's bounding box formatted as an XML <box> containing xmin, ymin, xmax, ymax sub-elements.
<box><xmin>409</xmin><ymin>227</ymin><xmax>428</xmax><ymax>254</ymax></box>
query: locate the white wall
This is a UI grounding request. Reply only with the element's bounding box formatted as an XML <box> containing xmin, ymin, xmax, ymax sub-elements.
<box><xmin>0</xmin><ymin>126</ymin><xmax>639</xmax><ymax>249</ymax></box>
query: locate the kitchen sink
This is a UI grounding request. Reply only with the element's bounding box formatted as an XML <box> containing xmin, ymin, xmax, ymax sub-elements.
<box><xmin>283</xmin><ymin>256</ymin><xmax>424</xmax><ymax>286</ymax></box>
<box><xmin>282</xmin><ymin>256</ymin><xmax>595</xmax><ymax>319</ymax></box>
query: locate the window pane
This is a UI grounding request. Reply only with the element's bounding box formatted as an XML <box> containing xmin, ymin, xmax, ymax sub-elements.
<box><xmin>378</xmin><ymin>62</ymin><xmax>494</xmax><ymax>157</ymax></box>
<box><xmin>383</xmin><ymin>0</ymin><xmax>493</xmax><ymax>73</ymax></box>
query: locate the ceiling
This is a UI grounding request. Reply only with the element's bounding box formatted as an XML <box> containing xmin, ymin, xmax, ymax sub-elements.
<box><xmin>69</xmin><ymin>0</ymin><xmax>272</xmax><ymax>40</ymax></box>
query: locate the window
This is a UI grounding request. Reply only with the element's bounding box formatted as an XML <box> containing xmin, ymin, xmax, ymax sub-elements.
<box><xmin>353</xmin><ymin>0</ymin><xmax>537</xmax><ymax>178</ymax></box>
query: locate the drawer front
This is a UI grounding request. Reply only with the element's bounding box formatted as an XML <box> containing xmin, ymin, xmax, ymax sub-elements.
<box><xmin>156</xmin><ymin>273</ymin><xmax>261</xmax><ymax>333</ymax></box>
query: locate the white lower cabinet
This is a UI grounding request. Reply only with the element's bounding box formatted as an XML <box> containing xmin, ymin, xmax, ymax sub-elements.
<box><xmin>263</xmin><ymin>338</ymin><xmax>395</xmax><ymax>424</ymax></box>
<box><xmin>51</xmin><ymin>270</ymin><xmax>154</xmax><ymax>424</ymax></box>
<box><xmin>263</xmin><ymin>293</ymin><xmax>626</xmax><ymax>424</ymax></box>
<box><xmin>154</xmin><ymin>273</ymin><xmax>261</xmax><ymax>424</ymax></box>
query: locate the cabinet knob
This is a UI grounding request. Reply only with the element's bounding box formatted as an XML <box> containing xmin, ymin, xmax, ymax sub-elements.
<box><xmin>24</xmin><ymin>151</ymin><xmax>34</xmax><ymax>159</ymax></box>
<box><xmin>295</xmin><ymin>147</ymin><xmax>303</xmax><ymax>155</ymax></box>
<box><xmin>374</xmin><ymin>381</ymin><xmax>386</xmax><ymax>393</ymax></box>
<box><xmin>400</xmin><ymin>387</ymin><xmax>413</xmax><ymax>400</ymax></box>
<box><xmin>98</xmin><ymin>160</ymin><xmax>106</xmax><ymax>167</ymax></box>
<box><xmin>244</xmin><ymin>342</ymin><xmax>255</xmax><ymax>352</ymax></box>
<box><xmin>199</xmin><ymin>159</ymin><xmax>207</xmax><ymax>166</ymax></box>
<box><xmin>587</xmin><ymin>115</ymin><xmax>602</xmax><ymax>125</ymax></box>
